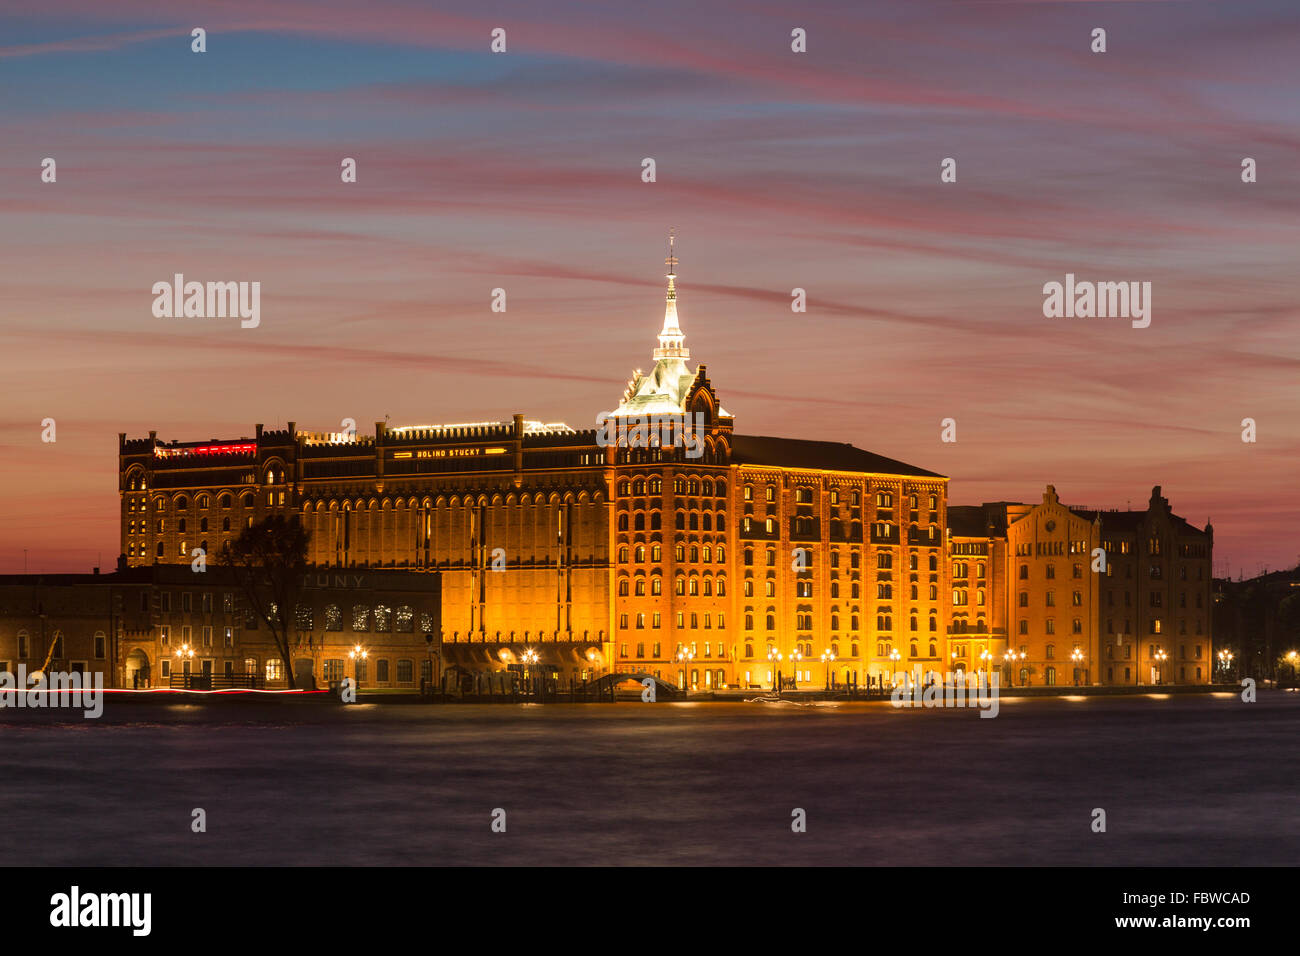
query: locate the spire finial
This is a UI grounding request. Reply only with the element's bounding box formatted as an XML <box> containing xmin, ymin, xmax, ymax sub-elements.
<box><xmin>654</xmin><ymin>229</ymin><xmax>687</xmax><ymax>361</ymax></box>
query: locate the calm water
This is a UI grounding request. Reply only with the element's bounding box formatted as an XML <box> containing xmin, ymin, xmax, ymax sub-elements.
<box><xmin>2</xmin><ymin>692</ymin><xmax>1296</xmax><ymax>865</ymax></box>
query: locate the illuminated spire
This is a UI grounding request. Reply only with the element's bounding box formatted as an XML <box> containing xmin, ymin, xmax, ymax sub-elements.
<box><xmin>655</xmin><ymin>230</ymin><xmax>688</xmax><ymax>360</ymax></box>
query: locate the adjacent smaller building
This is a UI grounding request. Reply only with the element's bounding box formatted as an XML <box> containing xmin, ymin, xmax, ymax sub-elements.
<box><xmin>946</xmin><ymin>485</ymin><xmax>1213</xmax><ymax>687</ymax></box>
<box><xmin>0</xmin><ymin>567</ymin><xmax>440</xmax><ymax>691</ymax></box>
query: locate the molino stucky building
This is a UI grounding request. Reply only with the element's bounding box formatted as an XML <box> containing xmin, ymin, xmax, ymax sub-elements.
<box><xmin>117</xmin><ymin>242</ymin><xmax>1212</xmax><ymax>689</ymax></box>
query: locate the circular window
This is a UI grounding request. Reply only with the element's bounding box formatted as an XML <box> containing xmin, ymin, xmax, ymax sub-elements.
<box><xmin>1045</xmin><ymin>520</ymin><xmax>1056</xmax><ymax>532</ymax></box>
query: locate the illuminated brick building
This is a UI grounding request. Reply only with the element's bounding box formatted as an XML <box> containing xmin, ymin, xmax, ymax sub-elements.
<box><xmin>116</xmin><ymin>242</ymin><xmax>1212</xmax><ymax>690</ymax></box>
<box><xmin>945</xmin><ymin>486</ymin><xmax>1213</xmax><ymax>687</ymax></box>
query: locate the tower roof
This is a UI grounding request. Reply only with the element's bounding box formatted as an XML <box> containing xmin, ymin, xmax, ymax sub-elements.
<box><xmin>611</xmin><ymin>234</ymin><xmax>729</xmax><ymax>418</ymax></box>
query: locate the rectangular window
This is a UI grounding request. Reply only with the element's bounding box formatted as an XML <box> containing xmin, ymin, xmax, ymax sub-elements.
<box><xmin>94</xmin><ymin>634</ymin><xmax>106</xmax><ymax>658</ymax></box>
<box><xmin>376</xmin><ymin>659</ymin><xmax>390</xmax><ymax>683</ymax></box>
<box><xmin>265</xmin><ymin>659</ymin><xmax>283</xmax><ymax>682</ymax></box>
<box><xmin>396</xmin><ymin>659</ymin><xmax>414</xmax><ymax>683</ymax></box>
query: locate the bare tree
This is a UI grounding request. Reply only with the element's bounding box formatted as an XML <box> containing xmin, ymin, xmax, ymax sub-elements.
<box><xmin>221</xmin><ymin>515</ymin><xmax>310</xmax><ymax>689</ymax></box>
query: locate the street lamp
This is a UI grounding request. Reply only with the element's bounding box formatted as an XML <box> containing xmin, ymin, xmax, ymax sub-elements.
<box><xmin>979</xmin><ymin>649</ymin><xmax>992</xmax><ymax>686</ymax></box>
<box><xmin>172</xmin><ymin>642</ymin><xmax>196</xmax><ymax>686</ymax></box>
<box><xmin>888</xmin><ymin>648</ymin><xmax>901</xmax><ymax>692</ymax></box>
<box><xmin>821</xmin><ymin>649</ymin><xmax>836</xmax><ymax>689</ymax></box>
<box><xmin>1216</xmin><ymin>649</ymin><xmax>1233</xmax><ymax>683</ymax></box>
<box><xmin>767</xmin><ymin>646</ymin><xmax>782</xmax><ymax>691</ymax></box>
<box><xmin>677</xmin><ymin>648</ymin><xmax>695</xmax><ymax>692</ymax></box>
<box><xmin>1070</xmin><ymin>646</ymin><xmax>1084</xmax><ymax>686</ymax></box>
<box><xmin>788</xmin><ymin>647</ymin><xmax>803</xmax><ymax>689</ymax></box>
<box><xmin>348</xmin><ymin>643</ymin><xmax>369</xmax><ymax>690</ymax></box>
<box><xmin>1154</xmin><ymin>647</ymin><xmax>1168</xmax><ymax>685</ymax></box>
<box><xmin>520</xmin><ymin>648</ymin><xmax>540</xmax><ymax>696</ymax></box>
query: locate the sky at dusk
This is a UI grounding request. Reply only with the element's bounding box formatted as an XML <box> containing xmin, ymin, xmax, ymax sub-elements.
<box><xmin>2</xmin><ymin>0</ymin><xmax>1297</xmax><ymax>577</ymax></box>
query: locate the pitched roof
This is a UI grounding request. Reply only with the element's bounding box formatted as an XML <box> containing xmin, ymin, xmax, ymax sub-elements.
<box><xmin>730</xmin><ymin>434</ymin><xmax>944</xmax><ymax>478</ymax></box>
<box><xmin>947</xmin><ymin>504</ymin><xmax>1012</xmax><ymax>537</ymax></box>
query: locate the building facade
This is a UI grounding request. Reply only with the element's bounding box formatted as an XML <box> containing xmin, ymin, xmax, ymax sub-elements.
<box><xmin>114</xmin><ymin>246</ymin><xmax>1212</xmax><ymax>690</ymax></box>
<box><xmin>0</xmin><ymin>567</ymin><xmax>439</xmax><ymax>691</ymax></box>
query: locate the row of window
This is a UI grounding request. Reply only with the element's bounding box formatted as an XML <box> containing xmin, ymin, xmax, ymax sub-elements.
<box><xmin>617</xmin><ymin>512</ymin><xmax>725</xmax><ymax>531</ymax></box>
<box><xmin>617</xmin><ymin>544</ymin><xmax>726</xmax><ymax>564</ymax></box>
<box><xmin>160</xmin><ymin>656</ymin><xmax>419</xmax><ymax>684</ymax></box>
<box><xmin>128</xmin><ymin>515</ymin><xmax>244</xmax><ymax>535</ymax></box>
<box><xmin>9</xmin><ymin>631</ymin><xmax>106</xmax><ymax>659</ymax></box>
<box><xmin>617</xmin><ymin>578</ymin><xmax>728</xmax><ymax>597</ymax></box>
<box><xmin>619</xmin><ymin>612</ymin><xmax>726</xmax><ymax>629</ymax></box>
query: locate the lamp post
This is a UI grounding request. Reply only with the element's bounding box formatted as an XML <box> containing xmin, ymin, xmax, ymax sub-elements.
<box><xmin>767</xmin><ymin>646</ymin><xmax>781</xmax><ymax>692</ymax></box>
<box><xmin>1070</xmin><ymin>646</ymin><xmax>1084</xmax><ymax>686</ymax></box>
<box><xmin>1216</xmin><ymin>649</ymin><xmax>1233</xmax><ymax>684</ymax></box>
<box><xmin>521</xmin><ymin>647</ymin><xmax>539</xmax><ymax>696</ymax></box>
<box><xmin>979</xmin><ymin>649</ymin><xmax>992</xmax><ymax>686</ymax></box>
<box><xmin>677</xmin><ymin>648</ymin><xmax>695</xmax><ymax>694</ymax></box>
<box><xmin>788</xmin><ymin>647</ymin><xmax>803</xmax><ymax>689</ymax></box>
<box><xmin>821</xmin><ymin>649</ymin><xmax>836</xmax><ymax>690</ymax></box>
<box><xmin>348</xmin><ymin>643</ymin><xmax>368</xmax><ymax>691</ymax></box>
<box><xmin>1154</xmin><ymin>647</ymin><xmax>1168</xmax><ymax>685</ymax></box>
<box><xmin>424</xmin><ymin>632</ymin><xmax>439</xmax><ymax>696</ymax></box>
<box><xmin>888</xmin><ymin>648</ymin><xmax>901</xmax><ymax>692</ymax></box>
<box><xmin>173</xmin><ymin>642</ymin><xmax>195</xmax><ymax>687</ymax></box>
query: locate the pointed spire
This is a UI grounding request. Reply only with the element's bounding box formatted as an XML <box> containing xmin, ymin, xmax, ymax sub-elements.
<box><xmin>655</xmin><ymin>230</ymin><xmax>688</xmax><ymax>360</ymax></box>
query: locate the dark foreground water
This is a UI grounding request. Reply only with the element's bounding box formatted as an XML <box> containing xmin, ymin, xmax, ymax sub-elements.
<box><xmin>1</xmin><ymin>691</ymin><xmax>1296</xmax><ymax>866</ymax></box>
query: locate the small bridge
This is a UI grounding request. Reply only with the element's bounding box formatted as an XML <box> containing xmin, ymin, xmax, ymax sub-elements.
<box><xmin>588</xmin><ymin>672</ymin><xmax>683</xmax><ymax>699</ymax></box>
